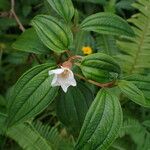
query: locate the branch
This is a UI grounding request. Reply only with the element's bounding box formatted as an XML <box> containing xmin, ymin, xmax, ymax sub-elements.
<box><xmin>10</xmin><ymin>0</ymin><xmax>43</xmax><ymax>64</ymax></box>
<box><xmin>10</xmin><ymin>0</ymin><xmax>25</xmax><ymax>32</ymax></box>
<box><xmin>75</xmin><ymin>73</ymin><xmax>115</xmax><ymax>88</ymax></box>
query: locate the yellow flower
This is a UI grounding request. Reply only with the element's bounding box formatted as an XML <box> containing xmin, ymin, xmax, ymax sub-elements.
<box><xmin>82</xmin><ymin>46</ymin><xmax>92</xmax><ymax>55</ymax></box>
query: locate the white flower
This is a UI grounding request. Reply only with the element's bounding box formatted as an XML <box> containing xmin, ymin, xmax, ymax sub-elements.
<box><xmin>48</xmin><ymin>66</ymin><xmax>77</xmax><ymax>92</ymax></box>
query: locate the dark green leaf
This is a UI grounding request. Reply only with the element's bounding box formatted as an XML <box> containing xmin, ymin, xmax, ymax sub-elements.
<box><xmin>7</xmin><ymin>63</ymin><xmax>59</xmax><ymax>127</ymax></box>
<box><xmin>73</xmin><ymin>0</ymin><xmax>106</xmax><ymax>5</ymax></box>
<box><xmin>80</xmin><ymin>52</ymin><xmax>121</xmax><ymax>83</ymax></box>
<box><xmin>47</xmin><ymin>0</ymin><xmax>74</xmax><ymax>22</ymax></box>
<box><xmin>12</xmin><ymin>28</ymin><xmax>50</xmax><ymax>54</ymax></box>
<box><xmin>0</xmin><ymin>112</ymin><xmax>7</xmax><ymax>134</ymax></box>
<box><xmin>0</xmin><ymin>0</ymin><xmax>10</xmax><ymax>11</ymax></box>
<box><xmin>31</xmin><ymin>15</ymin><xmax>73</xmax><ymax>53</ymax></box>
<box><xmin>80</xmin><ymin>12</ymin><xmax>134</xmax><ymax>37</ymax></box>
<box><xmin>56</xmin><ymin>82</ymin><xmax>93</xmax><ymax>137</ymax></box>
<box><xmin>75</xmin><ymin>88</ymin><xmax>123</xmax><ymax>150</ymax></box>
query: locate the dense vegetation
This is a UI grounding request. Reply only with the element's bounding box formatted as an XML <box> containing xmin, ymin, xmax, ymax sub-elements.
<box><xmin>0</xmin><ymin>0</ymin><xmax>150</xmax><ymax>150</ymax></box>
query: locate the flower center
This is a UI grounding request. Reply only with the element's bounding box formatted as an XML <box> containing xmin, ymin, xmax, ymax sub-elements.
<box><xmin>59</xmin><ymin>69</ymin><xmax>70</xmax><ymax>78</ymax></box>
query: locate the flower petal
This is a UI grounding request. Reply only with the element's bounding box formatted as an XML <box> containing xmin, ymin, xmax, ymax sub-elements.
<box><xmin>48</xmin><ymin>68</ymin><xmax>64</xmax><ymax>75</ymax></box>
<box><xmin>61</xmin><ymin>84</ymin><xmax>69</xmax><ymax>93</ymax></box>
<box><xmin>68</xmin><ymin>71</ymin><xmax>77</xmax><ymax>86</ymax></box>
<box><xmin>70</xmin><ymin>77</ymin><xmax>77</xmax><ymax>86</ymax></box>
<box><xmin>51</xmin><ymin>74</ymin><xmax>59</xmax><ymax>86</ymax></box>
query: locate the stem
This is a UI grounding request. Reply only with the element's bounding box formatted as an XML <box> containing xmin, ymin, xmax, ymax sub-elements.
<box><xmin>10</xmin><ymin>0</ymin><xmax>43</xmax><ymax>64</ymax></box>
<box><xmin>65</xmin><ymin>50</ymin><xmax>72</xmax><ymax>57</ymax></box>
<box><xmin>68</xmin><ymin>55</ymin><xmax>83</xmax><ymax>62</ymax></box>
<box><xmin>75</xmin><ymin>73</ymin><xmax>115</xmax><ymax>88</ymax></box>
<box><xmin>10</xmin><ymin>0</ymin><xmax>25</xmax><ymax>32</ymax></box>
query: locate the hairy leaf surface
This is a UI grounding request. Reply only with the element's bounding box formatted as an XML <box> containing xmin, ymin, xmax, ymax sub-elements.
<box><xmin>118</xmin><ymin>80</ymin><xmax>145</xmax><ymax>107</ymax></box>
<box><xmin>80</xmin><ymin>53</ymin><xmax>121</xmax><ymax>83</ymax></box>
<box><xmin>75</xmin><ymin>89</ymin><xmax>122</xmax><ymax>150</ymax></box>
<box><xmin>7</xmin><ymin>63</ymin><xmax>59</xmax><ymax>127</ymax></box>
<box><xmin>124</xmin><ymin>74</ymin><xmax>150</xmax><ymax>107</ymax></box>
<box><xmin>47</xmin><ymin>0</ymin><xmax>74</xmax><ymax>22</ymax></box>
<box><xmin>80</xmin><ymin>12</ymin><xmax>134</xmax><ymax>37</ymax></box>
<box><xmin>31</xmin><ymin>15</ymin><xmax>73</xmax><ymax>53</ymax></box>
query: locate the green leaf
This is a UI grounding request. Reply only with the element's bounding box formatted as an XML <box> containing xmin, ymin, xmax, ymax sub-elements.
<box><xmin>7</xmin><ymin>123</ymin><xmax>52</xmax><ymax>150</ymax></box>
<box><xmin>75</xmin><ymin>89</ymin><xmax>123</xmax><ymax>150</ymax></box>
<box><xmin>7</xmin><ymin>63</ymin><xmax>59</xmax><ymax>127</ymax></box>
<box><xmin>0</xmin><ymin>95</ymin><xmax>6</xmax><ymax>107</ymax></box>
<box><xmin>0</xmin><ymin>112</ymin><xmax>7</xmax><ymax>134</ymax></box>
<box><xmin>80</xmin><ymin>52</ymin><xmax>121</xmax><ymax>83</ymax></box>
<box><xmin>124</xmin><ymin>74</ymin><xmax>150</xmax><ymax>107</ymax></box>
<box><xmin>12</xmin><ymin>28</ymin><xmax>50</xmax><ymax>54</ymax></box>
<box><xmin>118</xmin><ymin>80</ymin><xmax>146</xmax><ymax>107</ymax></box>
<box><xmin>31</xmin><ymin>15</ymin><xmax>73</xmax><ymax>53</ymax></box>
<box><xmin>74</xmin><ymin>0</ymin><xmax>106</xmax><ymax>5</ymax></box>
<box><xmin>0</xmin><ymin>95</ymin><xmax>6</xmax><ymax>115</ymax></box>
<box><xmin>56</xmin><ymin>82</ymin><xmax>93</xmax><ymax>137</ymax></box>
<box><xmin>47</xmin><ymin>0</ymin><xmax>74</xmax><ymax>22</ymax></box>
<box><xmin>0</xmin><ymin>18</ymin><xmax>16</xmax><ymax>31</ymax></box>
<box><xmin>33</xmin><ymin>121</ymin><xmax>74</xmax><ymax>150</ymax></box>
<box><xmin>118</xmin><ymin>116</ymin><xmax>150</xmax><ymax>150</ymax></box>
<box><xmin>22</xmin><ymin>5</ymin><xmax>32</xmax><ymax>17</ymax></box>
<box><xmin>116</xmin><ymin>0</ymin><xmax>150</xmax><ymax>74</ymax></box>
<box><xmin>80</xmin><ymin>12</ymin><xmax>134</xmax><ymax>37</ymax></box>
<box><xmin>96</xmin><ymin>34</ymin><xmax>118</xmax><ymax>55</ymax></box>
<box><xmin>0</xmin><ymin>0</ymin><xmax>10</xmax><ymax>11</ymax></box>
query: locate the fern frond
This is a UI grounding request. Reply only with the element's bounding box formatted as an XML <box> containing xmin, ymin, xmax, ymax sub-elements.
<box><xmin>7</xmin><ymin>123</ymin><xmax>52</xmax><ymax>150</ymax></box>
<box><xmin>7</xmin><ymin>121</ymin><xmax>74</xmax><ymax>150</ymax></box>
<box><xmin>119</xmin><ymin>117</ymin><xmax>150</xmax><ymax>150</ymax></box>
<box><xmin>109</xmin><ymin>138</ymin><xmax>133</xmax><ymax>150</ymax></box>
<box><xmin>119</xmin><ymin>117</ymin><xmax>141</xmax><ymax>137</ymax></box>
<box><xmin>116</xmin><ymin>0</ymin><xmax>150</xmax><ymax>75</ymax></box>
<box><xmin>33</xmin><ymin>121</ymin><xmax>74</xmax><ymax>150</ymax></box>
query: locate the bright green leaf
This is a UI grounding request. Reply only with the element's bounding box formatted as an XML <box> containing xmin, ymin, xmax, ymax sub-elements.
<box><xmin>75</xmin><ymin>88</ymin><xmax>123</xmax><ymax>150</ymax></box>
<box><xmin>80</xmin><ymin>12</ymin><xmax>134</xmax><ymax>37</ymax></box>
<box><xmin>118</xmin><ymin>80</ymin><xmax>146</xmax><ymax>106</ymax></box>
<box><xmin>47</xmin><ymin>0</ymin><xmax>74</xmax><ymax>22</ymax></box>
<box><xmin>7</xmin><ymin>63</ymin><xmax>59</xmax><ymax>127</ymax></box>
<box><xmin>125</xmin><ymin>74</ymin><xmax>150</xmax><ymax>107</ymax></box>
<box><xmin>7</xmin><ymin>123</ymin><xmax>52</xmax><ymax>150</ymax></box>
<box><xmin>80</xmin><ymin>52</ymin><xmax>121</xmax><ymax>83</ymax></box>
<box><xmin>31</xmin><ymin>15</ymin><xmax>73</xmax><ymax>53</ymax></box>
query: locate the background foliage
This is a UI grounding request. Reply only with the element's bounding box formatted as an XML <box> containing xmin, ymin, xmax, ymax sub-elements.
<box><xmin>0</xmin><ymin>0</ymin><xmax>150</xmax><ymax>150</ymax></box>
